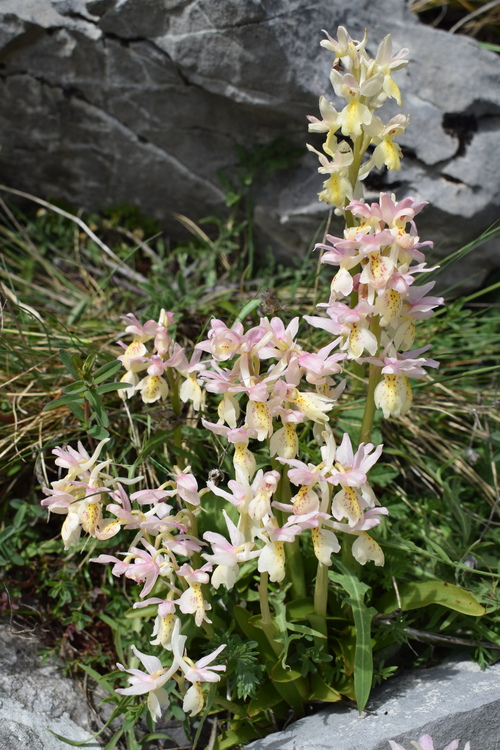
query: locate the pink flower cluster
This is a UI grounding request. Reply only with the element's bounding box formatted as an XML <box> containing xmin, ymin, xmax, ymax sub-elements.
<box><xmin>306</xmin><ymin>193</ymin><xmax>443</xmax><ymax>418</ymax></box>
<box><xmin>117</xmin><ymin>309</ymin><xmax>204</xmax><ymax>407</ymax></box>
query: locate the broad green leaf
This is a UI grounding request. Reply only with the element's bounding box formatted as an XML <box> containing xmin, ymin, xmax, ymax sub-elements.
<box><xmin>214</xmin><ymin>724</ymin><xmax>263</xmax><ymax>750</ymax></box>
<box><xmin>379</xmin><ymin>581</ymin><xmax>485</xmax><ymax>616</ymax></box>
<box><xmin>330</xmin><ymin>562</ymin><xmax>375</xmax><ymax>714</ymax></box>
<box><xmin>233</xmin><ymin>607</ymin><xmax>276</xmax><ymax>664</ymax></box>
<box><xmin>247</xmin><ymin>683</ymin><xmax>283</xmax><ymax>717</ymax></box>
<box><xmin>286</xmin><ymin>620</ymin><xmax>326</xmax><ymax>639</ymax></box>
<box><xmin>59</xmin><ymin>349</ymin><xmax>81</xmax><ymax>379</ymax></box>
<box><xmin>270</xmin><ymin>661</ymin><xmax>303</xmax><ymax>684</ymax></box>
<box><xmin>309</xmin><ymin>674</ymin><xmax>342</xmax><ymax>703</ymax></box>
<box><xmin>286</xmin><ymin>597</ymin><xmax>315</xmax><ymax>620</ymax></box>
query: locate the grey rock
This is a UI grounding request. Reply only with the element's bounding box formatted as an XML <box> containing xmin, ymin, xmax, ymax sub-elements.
<box><xmin>0</xmin><ymin>0</ymin><xmax>499</xmax><ymax>290</ymax></box>
<box><xmin>246</xmin><ymin>656</ymin><xmax>500</xmax><ymax>750</ymax></box>
<box><xmin>0</xmin><ymin>624</ymin><xmax>102</xmax><ymax>750</ymax></box>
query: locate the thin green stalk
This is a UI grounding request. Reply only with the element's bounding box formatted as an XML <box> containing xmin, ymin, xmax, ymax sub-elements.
<box><xmin>312</xmin><ymin>562</ymin><xmax>328</xmax><ymax>642</ymax></box>
<box><xmin>258</xmin><ymin>572</ymin><xmax>280</xmax><ymax>657</ymax></box>
<box><xmin>166</xmin><ymin>368</ymin><xmax>184</xmax><ymax>463</ymax></box>
<box><xmin>359</xmin><ymin>361</ymin><xmax>381</xmax><ymax>444</ymax></box>
<box><xmin>279</xmin><ymin>467</ymin><xmax>307</xmax><ymax>600</ymax></box>
<box><xmin>359</xmin><ymin>317</ymin><xmax>381</xmax><ymax>444</ymax></box>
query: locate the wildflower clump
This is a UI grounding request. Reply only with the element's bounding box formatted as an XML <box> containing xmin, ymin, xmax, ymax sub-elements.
<box><xmin>39</xmin><ymin>27</ymin><xmax>484</xmax><ymax>747</ymax></box>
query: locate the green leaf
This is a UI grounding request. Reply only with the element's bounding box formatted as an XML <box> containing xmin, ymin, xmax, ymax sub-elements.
<box><xmin>124</xmin><ymin>604</ymin><xmax>158</xmax><ymax>619</ymax></box>
<box><xmin>78</xmin><ymin>663</ymin><xmax>116</xmax><ymax>696</ymax></box>
<box><xmin>96</xmin><ymin>381</ymin><xmax>129</xmax><ymax>394</ymax></box>
<box><xmin>233</xmin><ymin>607</ymin><xmax>276</xmax><ymax>664</ymax></box>
<box><xmin>214</xmin><ymin>724</ymin><xmax>264</xmax><ymax>750</ymax></box>
<box><xmin>61</xmin><ymin>381</ymin><xmax>87</xmax><ymax>395</ymax></box>
<box><xmin>43</xmin><ymin>394</ymin><xmax>84</xmax><ymax>411</ymax></box>
<box><xmin>84</xmin><ymin>388</ymin><xmax>109</xmax><ymax>427</ymax></box>
<box><xmin>379</xmin><ymin>581</ymin><xmax>486</xmax><ymax>617</ymax></box>
<box><xmin>247</xmin><ymin>682</ymin><xmax>283</xmax><ymax>717</ymax></box>
<box><xmin>330</xmin><ymin>562</ymin><xmax>375</xmax><ymax>714</ymax></box>
<box><xmin>59</xmin><ymin>349</ymin><xmax>81</xmax><ymax>379</ymax></box>
<box><xmin>382</xmin><ymin>536</ymin><xmax>499</xmax><ymax>578</ymax></box>
<box><xmin>103</xmin><ymin>728</ymin><xmax>124</xmax><ymax>750</ymax></box>
<box><xmin>286</xmin><ymin>597</ymin><xmax>315</xmax><ymax>620</ymax></box>
<box><xmin>93</xmin><ymin>360</ymin><xmax>123</xmax><ymax>384</ymax></box>
<box><xmin>87</xmin><ymin>425</ymin><xmax>109</xmax><ymax>440</ymax></box>
<box><xmin>270</xmin><ymin>661</ymin><xmax>303</xmax><ymax>683</ymax></box>
<box><xmin>309</xmin><ymin>673</ymin><xmax>342</xmax><ymax>703</ymax></box>
<box><xmin>234</xmin><ymin>298</ymin><xmax>261</xmax><ymax>323</ymax></box>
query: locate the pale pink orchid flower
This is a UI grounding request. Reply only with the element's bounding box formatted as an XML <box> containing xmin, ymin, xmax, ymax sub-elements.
<box><xmin>389</xmin><ymin>734</ymin><xmax>470</xmax><ymax>750</ymax></box>
<box><xmin>91</xmin><ymin>540</ymin><xmax>166</xmax><ymax>598</ymax></box>
<box><xmin>347</xmin><ymin>193</ymin><xmax>428</xmax><ymax>228</ymax></box>
<box><xmin>175</xmin><ymin>471</ymin><xmax>201</xmax><ymax>507</ymax></box>
<box><xmin>200</xmin><ymin>362</ymin><xmax>237</xmax><ymax>395</ymax></box>
<box><xmin>116</xmin><ymin>620</ymin><xmax>182</xmax><ymax>721</ymax></box>
<box><xmin>52</xmin><ymin>438</ymin><xmax>110</xmax><ymax>481</ymax></box>
<box><xmin>330</xmin><ymin>506</ymin><xmax>389</xmax><ymax>534</ymax></box>
<box><xmin>278</xmin><ymin>456</ymin><xmax>327</xmax><ymax>487</ymax></box>
<box><xmin>328</xmin><ymin>433</ymin><xmax>383</xmax><ymax>488</ymax></box>
<box><xmin>117</xmin><ymin>339</ymin><xmax>149</xmax><ymax>373</ymax></box>
<box><xmin>255</xmin><ymin>316</ymin><xmax>302</xmax><ymax>360</ymax></box>
<box><xmin>257</xmin><ymin>519</ymin><xmax>302</xmax><ymax>582</ymax></box>
<box><xmin>298</xmin><ymin>339</ymin><xmax>346</xmax><ymax>386</ymax></box>
<box><xmin>195</xmin><ymin>318</ymin><xmax>246</xmax><ymax>361</ymax></box>
<box><xmin>121</xmin><ymin>312</ymin><xmax>159</xmax><ymax>342</ymax></box>
<box><xmin>365</xmin><ymin>348</ymin><xmax>440</xmax><ymax>379</ymax></box>
<box><xmin>133</xmin><ymin>596</ymin><xmax>177</xmax><ymax>619</ymax></box>
<box><xmin>203</xmin><ymin>510</ymin><xmax>260</xmax><ymax>589</ymax></box>
<box><xmin>207</xmin><ymin>478</ymin><xmax>248</xmax><ymax>509</ymax></box>
<box><xmin>176</xmin><ymin>586</ymin><xmax>212</xmax><ymax>628</ymax></box>
<box><xmin>404</xmin><ymin>281</ymin><xmax>444</xmax><ymax>319</ymax></box>
<box><xmin>171</xmin><ymin>633</ymin><xmax>227</xmax><ymax>716</ymax></box>
<box><xmin>130</xmin><ymin>487</ymin><xmax>171</xmax><ymax>505</ymax></box>
<box><xmin>183</xmin><ymin>644</ymin><xmax>227</xmax><ymax>683</ymax></box>
<box><xmin>247</xmin><ymin>470</ymin><xmax>280</xmax><ymax>520</ymax></box>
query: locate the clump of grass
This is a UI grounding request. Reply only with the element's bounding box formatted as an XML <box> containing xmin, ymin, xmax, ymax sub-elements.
<box><xmin>410</xmin><ymin>0</ymin><xmax>500</xmax><ymax>48</ymax></box>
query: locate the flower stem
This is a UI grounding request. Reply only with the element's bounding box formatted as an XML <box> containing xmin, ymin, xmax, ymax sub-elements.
<box><xmin>167</xmin><ymin>369</ymin><xmax>185</xmax><ymax>465</ymax></box>
<box><xmin>278</xmin><ymin>467</ymin><xmax>306</xmax><ymax>600</ymax></box>
<box><xmin>258</xmin><ymin>572</ymin><xmax>280</xmax><ymax>657</ymax></box>
<box><xmin>312</xmin><ymin>562</ymin><xmax>329</xmax><ymax>640</ymax></box>
<box><xmin>360</xmin><ymin>317</ymin><xmax>381</xmax><ymax>444</ymax></box>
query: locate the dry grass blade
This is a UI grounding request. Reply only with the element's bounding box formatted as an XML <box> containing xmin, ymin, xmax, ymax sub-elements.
<box><xmin>0</xmin><ymin>184</ymin><xmax>148</xmax><ymax>285</ymax></box>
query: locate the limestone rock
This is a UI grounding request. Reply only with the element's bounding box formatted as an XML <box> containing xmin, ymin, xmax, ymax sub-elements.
<box><xmin>0</xmin><ymin>624</ymin><xmax>102</xmax><ymax>750</ymax></box>
<box><xmin>0</xmin><ymin>0</ymin><xmax>499</xmax><ymax>290</ymax></box>
<box><xmin>246</xmin><ymin>656</ymin><xmax>500</xmax><ymax>750</ymax></box>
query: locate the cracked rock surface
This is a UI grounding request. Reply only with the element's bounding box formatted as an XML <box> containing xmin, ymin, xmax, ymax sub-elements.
<box><xmin>1</xmin><ymin>0</ymin><xmax>499</xmax><ymax>289</ymax></box>
<box><xmin>0</xmin><ymin>624</ymin><xmax>101</xmax><ymax>750</ymax></box>
<box><xmin>246</xmin><ymin>656</ymin><xmax>500</xmax><ymax>750</ymax></box>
